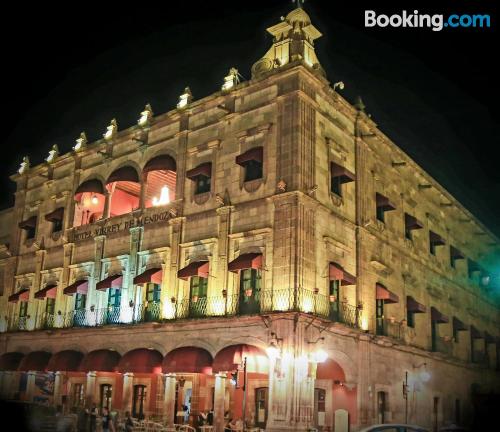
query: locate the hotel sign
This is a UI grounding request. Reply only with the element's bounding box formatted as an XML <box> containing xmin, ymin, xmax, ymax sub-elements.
<box><xmin>70</xmin><ymin>209</ymin><xmax>174</xmax><ymax>242</ymax></box>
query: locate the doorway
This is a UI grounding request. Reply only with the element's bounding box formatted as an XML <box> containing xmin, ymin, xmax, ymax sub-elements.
<box><xmin>255</xmin><ymin>387</ymin><xmax>268</xmax><ymax>428</ymax></box>
<box><xmin>313</xmin><ymin>388</ymin><xmax>326</xmax><ymax>429</ymax></box>
<box><xmin>100</xmin><ymin>384</ymin><xmax>113</xmax><ymax>410</ymax></box>
<box><xmin>133</xmin><ymin>385</ymin><xmax>147</xmax><ymax>419</ymax></box>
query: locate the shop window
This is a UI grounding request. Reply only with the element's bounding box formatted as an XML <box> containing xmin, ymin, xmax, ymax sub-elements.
<box><xmin>73</xmin><ymin>179</ymin><xmax>106</xmax><ymax>227</ymax></box>
<box><xmin>143</xmin><ymin>155</ymin><xmax>177</xmax><ymax>208</ymax></box>
<box><xmin>106</xmin><ymin>166</ymin><xmax>141</xmax><ymax>217</ymax></box>
<box><xmin>133</xmin><ymin>385</ymin><xmax>147</xmax><ymax>420</ymax></box>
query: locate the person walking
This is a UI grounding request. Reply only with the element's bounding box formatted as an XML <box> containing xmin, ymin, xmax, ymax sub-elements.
<box><xmin>101</xmin><ymin>407</ymin><xmax>115</xmax><ymax>432</ymax></box>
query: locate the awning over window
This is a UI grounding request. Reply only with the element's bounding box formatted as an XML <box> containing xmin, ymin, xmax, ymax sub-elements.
<box><xmin>47</xmin><ymin>350</ymin><xmax>84</xmax><ymax>372</ymax></box>
<box><xmin>133</xmin><ymin>268</ymin><xmax>163</xmax><ymax>285</ymax></box>
<box><xmin>18</xmin><ymin>351</ymin><xmax>51</xmax><ymax>372</ymax></box>
<box><xmin>330</xmin><ymin>162</ymin><xmax>355</xmax><ymax>184</ymax></box>
<box><xmin>162</xmin><ymin>347</ymin><xmax>213</xmax><ymax>374</ymax></box>
<box><xmin>484</xmin><ymin>332</ymin><xmax>495</xmax><ymax>344</ymax></box>
<box><xmin>431</xmin><ymin>306</ymin><xmax>449</xmax><ymax>324</ymax></box>
<box><xmin>96</xmin><ymin>274</ymin><xmax>123</xmax><ymax>291</ymax></box>
<box><xmin>186</xmin><ymin>162</ymin><xmax>212</xmax><ymax>180</ymax></box>
<box><xmin>430</xmin><ymin>231</ymin><xmax>446</xmax><ymax>246</ymax></box>
<box><xmin>178</xmin><ymin>261</ymin><xmax>209</xmax><ymax>280</ymax></box>
<box><xmin>8</xmin><ymin>288</ymin><xmax>30</xmax><ymax>303</ymax></box>
<box><xmin>453</xmin><ymin>317</ymin><xmax>468</xmax><ymax>333</ymax></box>
<box><xmin>228</xmin><ymin>253</ymin><xmax>263</xmax><ymax>273</ymax></box>
<box><xmin>75</xmin><ymin>179</ymin><xmax>105</xmax><ymax>196</ymax></box>
<box><xmin>0</xmin><ymin>352</ymin><xmax>24</xmax><ymax>371</ymax></box>
<box><xmin>63</xmin><ymin>280</ymin><xmax>88</xmax><ymax>296</ymax></box>
<box><xmin>212</xmin><ymin>344</ymin><xmax>268</xmax><ymax>374</ymax></box>
<box><xmin>45</xmin><ymin>207</ymin><xmax>64</xmax><ymax>222</ymax></box>
<box><xmin>236</xmin><ymin>147</ymin><xmax>263</xmax><ymax>166</ymax></box>
<box><xmin>376</xmin><ymin>193</ymin><xmax>396</xmax><ymax>211</ymax></box>
<box><xmin>468</xmin><ymin>259</ymin><xmax>481</xmax><ymax>275</ymax></box>
<box><xmin>79</xmin><ymin>349</ymin><xmax>121</xmax><ymax>373</ymax></box>
<box><xmin>34</xmin><ymin>283</ymin><xmax>58</xmax><ymax>300</ymax></box>
<box><xmin>470</xmin><ymin>325</ymin><xmax>482</xmax><ymax>339</ymax></box>
<box><xmin>329</xmin><ymin>262</ymin><xmax>356</xmax><ymax>285</ymax></box>
<box><xmin>404</xmin><ymin>213</ymin><xmax>423</xmax><ymax>230</ymax></box>
<box><xmin>143</xmin><ymin>154</ymin><xmax>177</xmax><ymax>174</ymax></box>
<box><xmin>18</xmin><ymin>216</ymin><xmax>37</xmax><ymax>230</ymax></box>
<box><xmin>107</xmin><ymin>166</ymin><xmax>140</xmax><ymax>184</ymax></box>
<box><xmin>450</xmin><ymin>246</ymin><xmax>465</xmax><ymax>260</ymax></box>
<box><xmin>117</xmin><ymin>349</ymin><xmax>163</xmax><ymax>374</ymax></box>
<box><xmin>376</xmin><ymin>283</ymin><xmax>399</xmax><ymax>304</ymax></box>
<box><xmin>407</xmin><ymin>296</ymin><xmax>426</xmax><ymax>313</ymax></box>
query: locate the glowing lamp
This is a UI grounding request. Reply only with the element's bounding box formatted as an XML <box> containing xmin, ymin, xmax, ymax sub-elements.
<box><xmin>91</xmin><ymin>195</ymin><xmax>99</xmax><ymax>205</ymax></box>
<box><xmin>313</xmin><ymin>349</ymin><xmax>328</xmax><ymax>363</ymax></box>
<box><xmin>420</xmin><ymin>370</ymin><xmax>431</xmax><ymax>382</ymax></box>
<box><xmin>266</xmin><ymin>342</ymin><xmax>280</xmax><ymax>359</ymax></box>
<box><xmin>152</xmin><ymin>186</ymin><xmax>170</xmax><ymax>207</ymax></box>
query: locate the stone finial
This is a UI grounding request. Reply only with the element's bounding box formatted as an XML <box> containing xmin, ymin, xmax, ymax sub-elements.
<box><xmin>45</xmin><ymin>144</ymin><xmax>59</xmax><ymax>163</ymax></box>
<box><xmin>138</xmin><ymin>104</ymin><xmax>153</xmax><ymax>127</ymax></box>
<box><xmin>103</xmin><ymin>118</ymin><xmax>118</xmax><ymax>141</ymax></box>
<box><xmin>73</xmin><ymin>132</ymin><xmax>87</xmax><ymax>152</ymax></box>
<box><xmin>277</xmin><ymin>179</ymin><xmax>287</xmax><ymax>193</ymax></box>
<box><xmin>18</xmin><ymin>156</ymin><xmax>30</xmax><ymax>174</ymax></box>
<box><xmin>354</xmin><ymin>96</ymin><xmax>366</xmax><ymax>112</ymax></box>
<box><xmin>177</xmin><ymin>87</ymin><xmax>193</xmax><ymax>109</ymax></box>
<box><xmin>221</xmin><ymin>68</ymin><xmax>240</xmax><ymax>92</ymax></box>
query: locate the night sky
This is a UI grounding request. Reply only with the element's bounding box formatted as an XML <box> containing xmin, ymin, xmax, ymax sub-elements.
<box><xmin>1</xmin><ymin>1</ymin><xmax>499</xmax><ymax>238</ymax></box>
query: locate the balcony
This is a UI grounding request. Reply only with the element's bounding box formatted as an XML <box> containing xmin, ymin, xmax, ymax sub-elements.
<box><xmin>432</xmin><ymin>336</ymin><xmax>453</xmax><ymax>356</ymax></box>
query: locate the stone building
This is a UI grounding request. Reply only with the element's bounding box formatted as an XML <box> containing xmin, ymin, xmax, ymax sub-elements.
<box><xmin>0</xmin><ymin>6</ymin><xmax>499</xmax><ymax>432</ymax></box>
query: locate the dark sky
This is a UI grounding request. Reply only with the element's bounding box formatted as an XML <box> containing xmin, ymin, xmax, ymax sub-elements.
<box><xmin>2</xmin><ymin>1</ymin><xmax>499</xmax><ymax>237</ymax></box>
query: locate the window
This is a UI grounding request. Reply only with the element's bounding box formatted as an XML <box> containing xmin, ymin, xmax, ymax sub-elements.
<box><xmin>236</xmin><ymin>147</ymin><xmax>263</xmax><ymax>183</ymax></box>
<box><xmin>72</xmin><ymin>383</ymin><xmax>84</xmax><ymax>407</ymax></box>
<box><xmin>376</xmin><ymin>299</ymin><xmax>384</xmax><ymax>335</ymax></box>
<box><xmin>407</xmin><ymin>310</ymin><xmax>415</xmax><ymax>328</ymax></box>
<box><xmin>106</xmin><ymin>166</ymin><xmax>141</xmax><ymax>217</ymax></box>
<box><xmin>190</xmin><ymin>276</ymin><xmax>208</xmax><ymax>301</ymax></box>
<box><xmin>244</xmin><ymin>160</ymin><xmax>263</xmax><ymax>182</ymax></box>
<box><xmin>377</xmin><ymin>391</ymin><xmax>387</xmax><ymax>424</ymax></box>
<box><xmin>73</xmin><ymin>179</ymin><xmax>106</xmax><ymax>227</ymax></box>
<box><xmin>329</xmin><ymin>279</ymin><xmax>340</xmax><ymax>321</ymax></box>
<box><xmin>19</xmin><ymin>216</ymin><xmax>37</xmax><ymax>240</ymax></box>
<box><xmin>143</xmin><ymin>154</ymin><xmax>177</xmax><ymax>208</ymax></box>
<box><xmin>430</xmin><ymin>242</ymin><xmax>436</xmax><ymax>256</ymax></box>
<box><xmin>19</xmin><ymin>301</ymin><xmax>28</xmax><ymax>318</ymax></box>
<box><xmin>429</xmin><ymin>231</ymin><xmax>445</xmax><ymax>256</ymax></box>
<box><xmin>195</xmin><ymin>175</ymin><xmax>211</xmax><ymax>194</ymax></box>
<box><xmin>146</xmin><ymin>283</ymin><xmax>161</xmax><ymax>303</ymax></box>
<box><xmin>376</xmin><ymin>193</ymin><xmax>396</xmax><ymax>223</ymax></box>
<box><xmin>133</xmin><ymin>385</ymin><xmax>147</xmax><ymax>420</ymax></box>
<box><xmin>376</xmin><ymin>206</ymin><xmax>385</xmax><ymax>223</ymax></box>
<box><xmin>100</xmin><ymin>384</ymin><xmax>113</xmax><ymax>410</ymax></box>
<box><xmin>186</xmin><ymin>163</ymin><xmax>212</xmax><ymax>195</ymax></box>
<box><xmin>46</xmin><ymin>298</ymin><xmax>55</xmax><ymax>315</ymax></box>
<box><xmin>331</xmin><ymin>176</ymin><xmax>342</xmax><ymax>196</ymax></box>
<box><xmin>239</xmin><ymin>268</ymin><xmax>262</xmax><ymax>315</ymax></box>
<box><xmin>330</xmin><ymin>162</ymin><xmax>355</xmax><ymax>198</ymax></box>
<box><xmin>53</xmin><ymin>219</ymin><xmax>63</xmax><ymax>233</ymax></box>
<box><xmin>75</xmin><ymin>293</ymin><xmax>86</xmax><ymax>310</ymax></box>
<box><xmin>404</xmin><ymin>213</ymin><xmax>423</xmax><ymax>241</ymax></box>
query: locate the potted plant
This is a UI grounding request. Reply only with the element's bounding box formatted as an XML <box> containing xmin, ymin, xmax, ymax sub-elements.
<box><xmin>191</xmin><ymin>295</ymin><xmax>199</xmax><ymax>303</ymax></box>
<box><xmin>245</xmin><ymin>288</ymin><xmax>253</xmax><ymax>297</ymax></box>
<box><xmin>170</xmin><ymin>296</ymin><xmax>176</xmax><ymax>304</ymax></box>
<box><xmin>329</xmin><ymin>295</ymin><xmax>336</xmax><ymax>302</ymax></box>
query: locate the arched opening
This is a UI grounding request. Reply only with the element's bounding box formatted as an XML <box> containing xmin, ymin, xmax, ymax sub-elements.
<box><xmin>0</xmin><ymin>352</ymin><xmax>24</xmax><ymax>371</ymax></box>
<box><xmin>73</xmin><ymin>179</ymin><xmax>106</xmax><ymax>227</ymax></box>
<box><xmin>78</xmin><ymin>349</ymin><xmax>121</xmax><ymax>373</ymax></box>
<box><xmin>106</xmin><ymin>166</ymin><xmax>141</xmax><ymax>217</ymax></box>
<box><xmin>17</xmin><ymin>351</ymin><xmax>52</xmax><ymax>372</ymax></box>
<box><xmin>47</xmin><ymin>350</ymin><xmax>84</xmax><ymax>372</ymax></box>
<box><xmin>117</xmin><ymin>349</ymin><xmax>163</xmax><ymax>374</ymax></box>
<box><xmin>143</xmin><ymin>155</ymin><xmax>176</xmax><ymax>208</ymax></box>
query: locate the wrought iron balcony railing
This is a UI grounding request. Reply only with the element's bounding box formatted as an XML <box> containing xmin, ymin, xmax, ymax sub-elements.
<box><xmin>432</xmin><ymin>337</ymin><xmax>453</xmax><ymax>356</ymax></box>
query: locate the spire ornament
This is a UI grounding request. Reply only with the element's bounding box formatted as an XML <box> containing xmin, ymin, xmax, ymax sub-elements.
<box><xmin>18</xmin><ymin>156</ymin><xmax>30</xmax><ymax>175</ymax></box>
<box><xmin>221</xmin><ymin>68</ymin><xmax>240</xmax><ymax>92</ymax></box>
<box><xmin>103</xmin><ymin>119</ymin><xmax>118</xmax><ymax>141</ymax></box>
<box><xmin>73</xmin><ymin>132</ymin><xmax>87</xmax><ymax>152</ymax></box>
<box><xmin>138</xmin><ymin>104</ymin><xmax>153</xmax><ymax>127</ymax></box>
<box><xmin>45</xmin><ymin>145</ymin><xmax>59</xmax><ymax>163</ymax></box>
<box><xmin>177</xmin><ymin>87</ymin><xmax>193</xmax><ymax>109</ymax></box>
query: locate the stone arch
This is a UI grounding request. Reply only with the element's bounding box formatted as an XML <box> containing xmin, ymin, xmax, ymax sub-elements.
<box><xmin>105</xmin><ymin>162</ymin><xmax>142</xmax><ymax>184</ymax></box>
<box><xmin>325</xmin><ymin>348</ymin><xmax>357</xmax><ymax>384</ymax></box>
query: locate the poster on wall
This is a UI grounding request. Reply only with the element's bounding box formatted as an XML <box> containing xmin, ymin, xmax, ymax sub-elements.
<box><xmin>33</xmin><ymin>372</ymin><xmax>55</xmax><ymax>404</ymax></box>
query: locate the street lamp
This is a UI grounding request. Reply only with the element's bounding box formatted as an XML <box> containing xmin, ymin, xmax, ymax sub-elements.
<box><xmin>403</xmin><ymin>362</ymin><xmax>431</xmax><ymax>423</ymax></box>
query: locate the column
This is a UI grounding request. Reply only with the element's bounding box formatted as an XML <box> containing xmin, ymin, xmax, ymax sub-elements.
<box><xmin>122</xmin><ymin>373</ymin><xmax>134</xmax><ymax>414</ymax></box>
<box><xmin>213</xmin><ymin>373</ymin><xmax>227</xmax><ymax>432</ymax></box>
<box><xmin>164</xmin><ymin>374</ymin><xmax>177</xmax><ymax>427</ymax></box>
<box><xmin>86</xmin><ymin>371</ymin><xmax>97</xmax><ymax>407</ymax></box>
<box><xmin>139</xmin><ymin>173</ymin><xmax>147</xmax><ymax>210</ymax></box>
<box><xmin>26</xmin><ymin>371</ymin><xmax>37</xmax><ymax>402</ymax></box>
<box><xmin>54</xmin><ymin>371</ymin><xmax>64</xmax><ymax>407</ymax></box>
<box><xmin>103</xmin><ymin>191</ymin><xmax>111</xmax><ymax>219</ymax></box>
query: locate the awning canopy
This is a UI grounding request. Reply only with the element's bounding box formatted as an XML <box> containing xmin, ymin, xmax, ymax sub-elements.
<box><xmin>186</xmin><ymin>163</ymin><xmax>212</xmax><ymax>180</ymax></box>
<box><xmin>236</xmin><ymin>147</ymin><xmax>263</xmax><ymax>166</ymax></box>
<box><xmin>228</xmin><ymin>253</ymin><xmax>263</xmax><ymax>273</ymax></box>
<box><xmin>45</xmin><ymin>207</ymin><xmax>64</xmax><ymax>222</ymax></box>
<box><xmin>329</xmin><ymin>262</ymin><xmax>356</xmax><ymax>285</ymax></box>
<box><xmin>8</xmin><ymin>288</ymin><xmax>30</xmax><ymax>303</ymax></box>
<box><xmin>468</xmin><ymin>259</ymin><xmax>481</xmax><ymax>275</ymax></box>
<box><xmin>431</xmin><ymin>306</ymin><xmax>449</xmax><ymax>324</ymax></box>
<box><xmin>47</xmin><ymin>350</ymin><xmax>84</xmax><ymax>372</ymax></box>
<box><xmin>96</xmin><ymin>274</ymin><xmax>123</xmax><ymax>291</ymax></box>
<box><xmin>212</xmin><ymin>344</ymin><xmax>268</xmax><ymax>374</ymax></box>
<box><xmin>376</xmin><ymin>283</ymin><xmax>399</xmax><ymax>304</ymax></box>
<box><xmin>63</xmin><ymin>280</ymin><xmax>88</xmax><ymax>296</ymax></box>
<box><xmin>0</xmin><ymin>352</ymin><xmax>25</xmax><ymax>371</ymax></box>
<box><xmin>430</xmin><ymin>231</ymin><xmax>446</xmax><ymax>246</ymax></box>
<box><xmin>134</xmin><ymin>268</ymin><xmax>163</xmax><ymax>285</ymax></box>
<box><xmin>178</xmin><ymin>261</ymin><xmax>209</xmax><ymax>280</ymax></box>
<box><xmin>453</xmin><ymin>317</ymin><xmax>468</xmax><ymax>333</ymax></box>
<box><xmin>405</xmin><ymin>213</ymin><xmax>423</xmax><ymax>230</ymax></box>
<box><xmin>18</xmin><ymin>351</ymin><xmax>51</xmax><ymax>372</ymax></box>
<box><xmin>34</xmin><ymin>283</ymin><xmax>58</xmax><ymax>300</ymax></box>
<box><xmin>18</xmin><ymin>216</ymin><xmax>37</xmax><ymax>230</ymax></box>
<box><xmin>79</xmin><ymin>349</ymin><xmax>121</xmax><ymax>372</ymax></box>
<box><xmin>330</xmin><ymin>162</ymin><xmax>355</xmax><ymax>184</ymax></box>
<box><xmin>470</xmin><ymin>325</ymin><xmax>482</xmax><ymax>339</ymax></box>
<box><xmin>107</xmin><ymin>166</ymin><xmax>140</xmax><ymax>184</ymax></box>
<box><xmin>162</xmin><ymin>347</ymin><xmax>213</xmax><ymax>374</ymax></box>
<box><xmin>484</xmin><ymin>332</ymin><xmax>495</xmax><ymax>344</ymax></box>
<box><xmin>407</xmin><ymin>296</ymin><xmax>426</xmax><ymax>313</ymax></box>
<box><xmin>143</xmin><ymin>154</ymin><xmax>177</xmax><ymax>174</ymax></box>
<box><xmin>117</xmin><ymin>349</ymin><xmax>163</xmax><ymax>374</ymax></box>
<box><xmin>376</xmin><ymin>193</ymin><xmax>396</xmax><ymax>211</ymax></box>
<box><xmin>450</xmin><ymin>246</ymin><xmax>465</xmax><ymax>260</ymax></box>
<box><xmin>75</xmin><ymin>179</ymin><xmax>105</xmax><ymax>197</ymax></box>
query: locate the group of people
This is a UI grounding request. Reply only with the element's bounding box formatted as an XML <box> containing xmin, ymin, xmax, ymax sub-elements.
<box><xmin>75</xmin><ymin>404</ymin><xmax>127</xmax><ymax>432</ymax></box>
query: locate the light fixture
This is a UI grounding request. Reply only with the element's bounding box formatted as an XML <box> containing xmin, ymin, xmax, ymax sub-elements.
<box><xmin>177</xmin><ymin>87</ymin><xmax>192</xmax><ymax>109</ymax></box>
<box><xmin>313</xmin><ymin>348</ymin><xmax>328</xmax><ymax>363</ymax></box>
<box><xmin>413</xmin><ymin>362</ymin><xmax>431</xmax><ymax>382</ymax></box>
<box><xmin>266</xmin><ymin>341</ymin><xmax>280</xmax><ymax>359</ymax></box>
<box><xmin>152</xmin><ymin>186</ymin><xmax>170</xmax><ymax>207</ymax></box>
<box><xmin>91</xmin><ymin>195</ymin><xmax>99</xmax><ymax>205</ymax></box>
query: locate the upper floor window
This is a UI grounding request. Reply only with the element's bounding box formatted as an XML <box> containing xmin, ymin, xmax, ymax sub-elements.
<box><xmin>404</xmin><ymin>213</ymin><xmax>423</xmax><ymax>240</ymax></box>
<box><xmin>450</xmin><ymin>246</ymin><xmax>465</xmax><ymax>269</ymax></box>
<box><xmin>330</xmin><ymin>162</ymin><xmax>355</xmax><ymax>197</ymax></box>
<box><xmin>143</xmin><ymin>155</ymin><xmax>177</xmax><ymax>208</ymax></box>
<box><xmin>19</xmin><ymin>216</ymin><xmax>37</xmax><ymax>240</ymax></box>
<box><xmin>467</xmin><ymin>259</ymin><xmax>481</xmax><ymax>279</ymax></box>
<box><xmin>429</xmin><ymin>231</ymin><xmax>445</xmax><ymax>256</ymax></box>
<box><xmin>406</xmin><ymin>296</ymin><xmax>426</xmax><ymax>328</ymax></box>
<box><xmin>106</xmin><ymin>166</ymin><xmax>141</xmax><ymax>217</ymax></box>
<box><xmin>45</xmin><ymin>207</ymin><xmax>64</xmax><ymax>233</ymax></box>
<box><xmin>186</xmin><ymin>163</ymin><xmax>212</xmax><ymax>195</ymax></box>
<box><xmin>236</xmin><ymin>147</ymin><xmax>263</xmax><ymax>182</ymax></box>
<box><xmin>375</xmin><ymin>193</ymin><xmax>396</xmax><ymax>223</ymax></box>
<box><xmin>73</xmin><ymin>179</ymin><xmax>106</xmax><ymax>227</ymax></box>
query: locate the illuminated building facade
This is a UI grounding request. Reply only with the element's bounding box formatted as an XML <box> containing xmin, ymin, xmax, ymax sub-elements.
<box><xmin>0</xmin><ymin>6</ymin><xmax>499</xmax><ymax>431</ymax></box>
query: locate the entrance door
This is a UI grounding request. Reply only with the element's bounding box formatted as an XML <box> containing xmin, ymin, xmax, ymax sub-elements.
<box><xmin>313</xmin><ymin>388</ymin><xmax>326</xmax><ymax>429</ymax></box>
<box><xmin>107</xmin><ymin>288</ymin><xmax>121</xmax><ymax>324</ymax></box>
<box><xmin>73</xmin><ymin>293</ymin><xmax>87</xmax><ymax>327</ymax></box>
<box><xmin>189</xmin><ymin>277</ymin><xmax>208</xmax><ymax>318</ymax></box>
<box><xmin>133</xmin><ymin>385</ymin><xmax>147</xmax><ymax>419</ymax></box>
<box><xmin>377</xmin><ymin>391</ymin><xmax>386</xmax><ymax>423</ymax></box>
<box><xmin>145</xmin><ymin>283</ymin><xmax>161</xmax><ymax>322</ymax></box>
<box><xmin>255</xmin><ymin>387</ymin><xmax>268</xmax><ymax>428</ymax></box>
<box><xmin>239</xmin><ymin>269</ymin><xmax>261</xmax><ymax>315</ymax></box>
<box><xmin>100</xmin><ymin>384</ymin><xmax>113</xmax><ymax>410</ymax></box>
<box><xmin>328</xmin><ymin>280</ymin><xmax>340</xmax><ymax>321</ymax></box>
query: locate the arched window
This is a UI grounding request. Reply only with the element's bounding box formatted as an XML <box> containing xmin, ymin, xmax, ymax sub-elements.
<box><xmin>73</xmin><ymin>179</ymin><xmax>106</xmax><ymax>227</ymax></box>
<box><xmin>143</xmin><ymin>155</ymin><xmax>176</xmax><ymax>208</ymax></box>
<box><xmin>106</xmin><ymin>166</ymin><xmax>140</xmax><ymax>217</ymax></box>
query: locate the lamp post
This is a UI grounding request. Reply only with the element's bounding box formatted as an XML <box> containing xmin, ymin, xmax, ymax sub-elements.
<box><xmin>403</xmin><ymin>362</ymin><xmax>430</xmax><ymax>424</ymax></box>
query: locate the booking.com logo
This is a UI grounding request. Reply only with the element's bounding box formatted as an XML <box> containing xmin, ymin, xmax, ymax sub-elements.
<box><xmin>365</xmin><ymin>10</ymin><xmax>491</xmax><ymax>31</ymax></box>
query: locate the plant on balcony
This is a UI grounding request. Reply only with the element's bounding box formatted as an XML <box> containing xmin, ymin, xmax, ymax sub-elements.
<box><xmin>170</xmin><ymin>296</ymin><xmax>176</xmax><ymax>303</ymax></box>
<box><xmin>245</xmin><ymin>288</ymin><xmax>253</xmax><ymax>297</ymax></box>
<box><xmin>329</xmin><ymin>295</ymin><xmax>336</xmax><ymax>302</ymax></box>
<box><xmin>191</xmin><ymin>295</ymin><xmax>199</xmax><ymax>303</ymax></box>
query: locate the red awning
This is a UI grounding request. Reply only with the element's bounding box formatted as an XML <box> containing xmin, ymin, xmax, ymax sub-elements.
<box><xmin>63</xmin><ymin>280</ymin><xmax>88</xmax><ymax>296</ymax></box>
<box><xmin>430</xmin><ymin>231</ymin><xmax>446</xmax><ymax>246</ymax></box>
<box><xmin>134</xmin><ymin>268</ymin><xmax>163</xmax><ymax>285</ymax></box>
<box><xmin>450</xmin><ymin>246</ymin><xmax>465</xmax><ymax>260</ymax></box>
<box><xmin>8</xmin><ymin>288</ymin><xmax>30</xmax><ymax>303</ymax></box>
<box><xmin>431</xmin><ymin>306</ymin><xmax>449</xmax><ymax>324</ymax></box>
<box><xmin>107</xmin><ymin>166</ymin><xmax>140</xmax><ymax>184</ymax></box>
<box><xmin>162</xmin><ymin>347</ymin><xmax>213</xmax><ymax>374</ymax></box>
<box><xmin>18</xmin><ymin>216</ymin><xmax>37</xmax><ymax>230</ymax></box>
<box><xmin>228</xmin><ymin>253</ymin><xmax>263</xmax><ymax>273</ymax></box>
<box><xmin>405</xmin><ymin>213</ymin><xmax>423</xmax><ymax>230</ymax></box>
<box><xmin>79</xmin><ymin>350</ymin><xmax>121</xmax><ymax>372</ymax></box>
<box><xmin>213</xmin><ymin>344</ymin><xmax>268</xmax><ymax>374</ymax></box>
<box><xmin>453</xmin><ymin>317</ymin><xmax>468</xmax><ymax>332</ymax></box>
<box><xmin>376</xmin><ymin>193</ymin><xmax>396</xmax><ymax>211</ymax></box>
<box><xmin>407</xmin><ymin>296</ymin><xmax>426</xmax><ymax>313</ymax></box>
<box><xmin>329</xmin><ymin>262</ymin><xmax>356</xmax><ymax>285</ymax></box>
<box><xmin>143</xmin><ymin>155</ymin><xmax>177</xmax><ymax>174</ymax></box>
<box><xmin>178</xmin><ymin>261</ymin><xmax>209</xmax><ymax>280</ymax></box>
<box><xmin>470</xmin><ymin>325</ymin><xmax>482</xmax><ymax>339</ymax></box>
<box><xmin>117</xmin><ymin>349</ymin><xmax>163</xmax><ymax>374</ymax></box>
<box><xmin>186</xmin><ymin>163</ymin><xmax>212</xmax><ymax>180</ymax></box>
<box><xmin>330</xmin><ymin>162</ymin><xmax>355</xmax><ymax>184</ymax></box>
<box><xmin>45</xmin><ymin>207</ymin><xmax>64</xmax><ymax>222</ymax></box>
<box><xmin>18</xmin><ymin>351</ymin><xmax>51</xmax><ymax>372</ymax></box>
<box><xmin>96</xmin><ymin>274</ymin><xmax>123</xmax><ymax>291</ymax></box>
<box><xmin>236</xmin><ymin>147</ymin><xmax>263</xmax><ymax>166</ymax></box>
<box><xmin>75</xmin><ymin>179</ymin><xmax>105</xmax><ymax>196</ymax></box>
<box><xmin>376</xmin><ymin>283</ymin><xmax>399</xmax><ymax>304</ymax></box>
<box><xmin>0</xmin><ymin>352</ymin><xmax>25</xmax><ymax>371</ymax></box>
<box><xmin>34</xmin><ymin>283</ymin><xmax>58</xmax><ymax>300</ymax></box>
<box><xmin>47</xmin><ymin>350</ymin><xmax>84</xmax><ymax>372</ymax></box>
